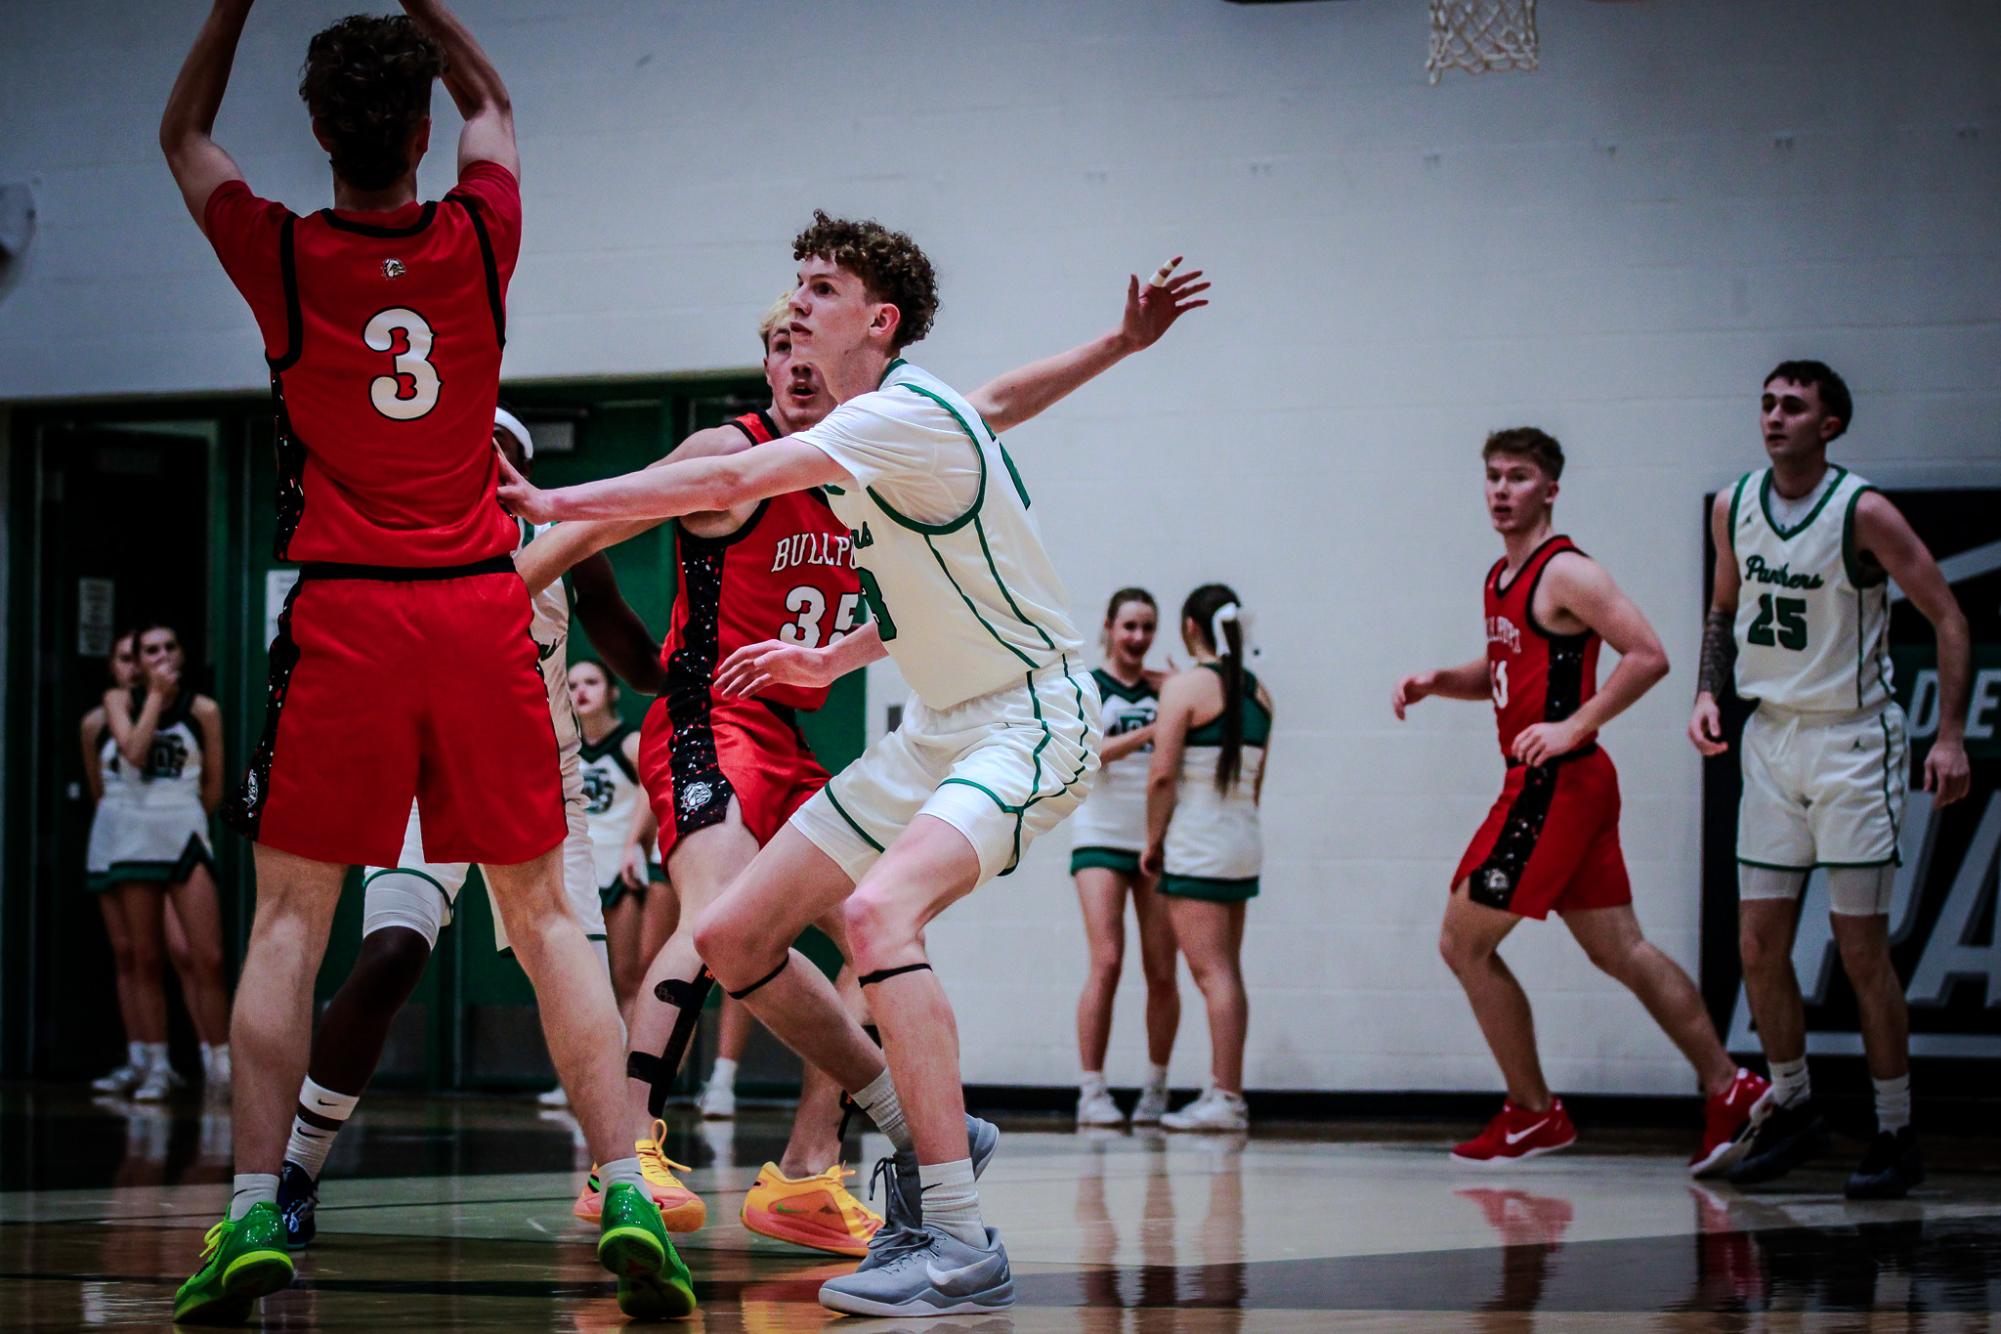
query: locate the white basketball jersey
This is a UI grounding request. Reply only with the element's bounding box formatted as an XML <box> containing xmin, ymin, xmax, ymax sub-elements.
<box><xmin>799</xmin><ymin>360</ymin><xmax>1085</xmax><ymax>710</ymax></box>
<box><xmin>1727</xmin><ymin>465</ymin><xmax>1893</xmax><ymax>714</ymax></box>
<box><xmin>518</xmin><ymin>519</ymin><xmax>582</xmax><ymax>760</ymax></box>
<box><xmin>1069</xmin><ymin>668</ymin><xmax>1157</xmax><ymax>852</ymax></box>
<box><xmin>577</xmin><ymin>723</ymin><xmax>643</xmax><ymax>888</ymax></box>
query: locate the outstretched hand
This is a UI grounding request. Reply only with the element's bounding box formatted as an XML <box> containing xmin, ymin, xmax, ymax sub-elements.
<box><xmin>495</xmin><ymin>449</ymin><xmax>555</xmax><ymax>523</ymax></box>
<box><xmin>713</xmin><ymin>637</ymin><xmax>835</xmax><ymax>700</ymax></box>
<box><xmin>1120</xmin><ymin>257</ymin><xmax>1209</xmax><ymax>352</ymax></box>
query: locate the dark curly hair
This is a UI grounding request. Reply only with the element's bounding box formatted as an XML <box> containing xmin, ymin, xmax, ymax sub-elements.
<box><xmin>792</xmin><ymin>210</ymin><xmax>939</xmax><ymax>350</ymax></box>
<box><xmin>299</xmin><ymin>16</ymin><xmax>445</xmax><ymax>192</ymax></box>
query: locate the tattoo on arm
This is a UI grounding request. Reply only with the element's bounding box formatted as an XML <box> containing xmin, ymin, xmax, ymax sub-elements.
<box><xmin>1697</xmin><ymin>607</ymin><xmax>1735</xmax><ymax>699</ymax></box>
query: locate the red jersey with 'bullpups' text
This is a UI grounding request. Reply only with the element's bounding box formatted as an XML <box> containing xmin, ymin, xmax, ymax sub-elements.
<box><xmin>660</xmin><ymin>410</ymin><xmax>863</xmax><ymax>713</ymax></box>
<box><xmin>203</xmin><ymin>162</ymin><xmax>521</xmax><ymax>567</ymax></box>
<box><xmin>1483</xmin><ymin>535</ymin><xmax>1603</xmax><ymax>758</ymax></box>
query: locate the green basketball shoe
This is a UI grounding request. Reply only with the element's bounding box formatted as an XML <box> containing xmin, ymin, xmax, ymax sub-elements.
<box><xmin>172</xmin><ymin>1202</ymin><xmax>294</xmax><ymax>1324</ymax></box>
<box><xmin>596</xmin><ymin>1180</ymin><xmax>697</xmax><ymax>1319</ymax></box>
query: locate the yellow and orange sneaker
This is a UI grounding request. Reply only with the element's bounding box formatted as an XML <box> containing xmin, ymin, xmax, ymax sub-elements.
<box><xmin>740</xmin><ymin>1161</ymin><xmax>883</xmax><ymax>1257</ymax></box>
<box><xmin>571</xmin><ymin>1121</ymin><xmax>708</xmax><ymax>1233</ymax></box>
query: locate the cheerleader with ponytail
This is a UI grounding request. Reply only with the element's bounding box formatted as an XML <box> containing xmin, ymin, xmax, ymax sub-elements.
<box><xmin>1144</xmin><ymin>584</ymin><xmax>1273</xmax><ymax>1132</ymax></box>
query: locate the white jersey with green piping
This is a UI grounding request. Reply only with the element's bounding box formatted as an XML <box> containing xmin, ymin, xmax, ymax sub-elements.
<box><xmin>793</xmin><ymin>358</ymin><xmax>1086</xmax><ymax>711</ymax></box>
<box><xmin>1725</xmin><ymin>465</ymin><xmax>1893</xmax><ymax>715</ymax></box>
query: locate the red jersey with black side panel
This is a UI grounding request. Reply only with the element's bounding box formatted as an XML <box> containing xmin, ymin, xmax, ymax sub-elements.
<box><xmin>640</xmin><ymin>410</ymin><xmax>862</xmax><ymax>858</ymax></box>
<box><xmin>1454</xmin><ymin>535</ymin><xmax>1630</xmax><ymax>919</ymax></box>
<box><xmin>204</xmin><ymin>164</ymin><xmax>562</xmax><ymax>867</ymax></box>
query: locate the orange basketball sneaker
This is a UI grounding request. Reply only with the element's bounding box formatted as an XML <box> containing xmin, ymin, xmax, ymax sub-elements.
<box><xmin>1450</xmin><ymin>1097</ymin><xmax>1578</xmax><ymax>1164</ymax></box>
<box><xmin>571</xmin><ymin>1120</ymin><xmax>708</xmax><ymax>1232</ymax></box>
<box><xmin>740</xmin><ymin>1161</ymin><xmax>882</xmax><ymax>1257</ymax></box>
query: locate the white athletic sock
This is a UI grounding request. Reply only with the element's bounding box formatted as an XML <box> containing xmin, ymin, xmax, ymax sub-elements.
<box><xmin>708</xmin><ymin>1057</ymin><xmax>739</xmax><ymax>1090</ymax></box>
<box><xmin>126</xmin><ymin>1040</ymin><xmax>145</xmax><ymax>1069</ymax></box>
<box><xmin>286</xmin><ymin>1078</ymin><xmax>360</xmax><ymax>1180</ymax></box>
<box><xmin>1146</xmin><ymin>1063</ymin><xmax>1169</xmax><ymax>1089</ymax></box>
<box><xmin>1873</xmin><ymin>1074</ymin><xmax>1911</xmax><ymax>1134</ymax></box>
<box><xmin>208</xmin><ymin>1044</ymin><xmax>230</xmax><ymax>1082</ymax></box>
<box><xmin>919</xmin><ymin>1158</ymin><xmax>984</xmax><ymax>1247</ymax></box>
<box><xmin>854</xmin><ymin>1069</ymin><xmax>913</xmax><ymax>1153</ymax></box>
<box><xmin>141</xmin><ymin>1041</ymin><xmax>169</xmax><ymax>1071</ymax></box>
<box><xmin>230</xmin><ymin>1173</ymin><xmax>279</xmax><ymax>1220</ymax></box>
<box><xmin>601</xmin><ymin>1156</ymin><xmax>647</xmax><ymax>1192</ymax></box>
<box><xmin>1770</xmin><ymin>1056</ymin><xmax>1810</xmax><ymax>1107</ymax></box>
<box><xmin>1080</xmin><ymin>1070</ymin><xmax>1107</xmax><ymax>1092</ymax></box>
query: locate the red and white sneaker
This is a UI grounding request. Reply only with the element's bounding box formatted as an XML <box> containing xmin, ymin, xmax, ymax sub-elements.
<box><xmin>1688</xmin><ymin>1067</ymin><xmax>1771</xmax><ymax>1178</ymax></box>
<box><xmin>1450</xmin><ymin>1097</ymin><xmax>1578</xmax><ymax>1164</ymax></box>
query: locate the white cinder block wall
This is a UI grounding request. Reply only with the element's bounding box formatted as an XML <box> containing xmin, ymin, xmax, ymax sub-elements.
<box><xmin>3</xmin><ymin>1</ymin><xmax>1997</xmax><ymax>1095</ymax></box>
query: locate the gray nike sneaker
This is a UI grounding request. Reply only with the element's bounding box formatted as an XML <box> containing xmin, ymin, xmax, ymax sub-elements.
<box><xmin>818</xmin><ymin>1224</ymin><xmax>1014</xmax><ymax>1317</ymax></box>
<box><xmin>863</xmin><ymin>1115</ymin><xmax>1000</xmax><ymax>1271</ymax></box>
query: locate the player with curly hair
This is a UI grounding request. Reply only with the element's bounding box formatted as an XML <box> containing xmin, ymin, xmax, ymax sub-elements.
<box><xmin>500</xmin><ymin>215</ymin><xmax>1208</xmax><ymax>1316</ymax></box>
<box><xmin>158</xmin><ymin>0</ymin><xmax>685</xmax><ymax>1321</ymax></box>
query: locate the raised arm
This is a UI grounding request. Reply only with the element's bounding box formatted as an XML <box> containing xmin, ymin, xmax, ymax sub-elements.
<box><xmin>159</xmin><ymin>0</ymin><xmax>254</xmax><ymax>228</ymax></box>
<box><xmin>1690</xmin><ymin>489</ymin><xmax>1741</xmax><ymax>756</ymax></box>
<box><xmin>500</xmin><ymin>438</ymin><xmax>847</xmax><ymax>526</ymax></box>
<box><xmin>104</xmin><ymin>688</ymin><xmax>163</xmax><ymax>771</ymax></box>
<box><xmin>1511</xmin><ymin>554</ymin><xmax>1670</xmax><ymax>767</ymax></box>
<box><xmin>1854</xmin><ymin>491</ymin><xmax>1972</xmax><ymax>805</ymax></box>
<box><xmin>569</xmin><ymin>553</ymin><xmax>666</xmax><ymax>694</ymax></box>
<box><xmin>400</xmin><ymin>0</ymin><xmax>517</xmax><ymax>178</ymax></box>
<box><xmin>1392</xmin><ymin>656</ymin><xmax>1489</xmax><ymax>720</ymax></box>
<box><xmin>966</xmin><ymin>259</ymin><xmax>1209</xmax><ymax>433</ymax></box>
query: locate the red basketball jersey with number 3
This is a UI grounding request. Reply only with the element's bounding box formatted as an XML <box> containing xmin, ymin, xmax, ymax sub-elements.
<box><xmin>1483</xmin><ymin>535</ymin><xmax>1602</xmax><ymax>757</ymax></box>
<box><xmin>204</xmin><ymin>164</ymin><xmax>522</xmax><ymax>567</ymax></box>
<box><xmin>659</xmin><ymin>410</ymin><xmax>863</xmax><ymax>712</ymax></box>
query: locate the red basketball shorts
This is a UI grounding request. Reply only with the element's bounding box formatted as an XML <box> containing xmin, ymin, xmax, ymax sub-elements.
<box><xmin>640</xmin><ymin>691</ymin><xmax>828</xmax><ymax>861</ymax></box>
<box><xmin>227</xmin><ymin>559</ymin><xmax>565</xmax><ymax>868</ymax></box>
<box><xmin>1453</xmin><ymin>745</ymin><xmax>1632</xmax><ymax>920</ymax></box>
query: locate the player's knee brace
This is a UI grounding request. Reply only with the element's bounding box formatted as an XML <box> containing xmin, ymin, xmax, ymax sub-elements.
<box><xmin>858</xmin><ymin>961</ymin><xmax>930</xmax><ymax>987</ymax></box>
<box><xmin>725</xmin><ymin>953</ymin><xmax>791</xmax><ymax>1000</ymax></box>
<box><xmin>625</xmin><ymin>968</ymin><xmax>715</xmax><ymax>1117</ymax></box>
<box><xmin>1826</xmin><ymin>863</ymin><xmax>1896</xmax><ymax>917</ymax></box>
<box><xmin>359</xmin><ymin>871</ymin><xmax>449</xmax><ymax>951</ymax></box>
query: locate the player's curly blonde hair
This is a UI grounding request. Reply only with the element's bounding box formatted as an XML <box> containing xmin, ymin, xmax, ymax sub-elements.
<box><xmin>792</xmin><ymin>210</ymin><xmax>939</xmax><ymax>350</ymax></box>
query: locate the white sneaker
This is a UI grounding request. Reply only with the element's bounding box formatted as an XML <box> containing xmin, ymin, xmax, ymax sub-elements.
<box><xmin>1161</xmin><ymin>1087</ymin><xmax>1248</xmax><ymax>1133</ymax></box>
<box><xmin>697</xmin><ymin>1078</ymin><xmax>736</xmax><ymax>1120</ymax></box>
<box><xmin>91</xmin><ymin>1063</ymin><xmax>142</xmax><ymax>1095</ymax></box>
<box><xmin>1076</xmin><ymin>1085</ymin><xmax>1124</xmax><ymax>1127</ymax></box>
<box><xmin>536</xmin><ymin>1085</ymin><xmax>569</xmax><ymax>1108</ymax></box>
<box><xmin>131</xmin><ymin>1064</ymin><xmax>182</xmax><ymax>1103</ymax></box>
<box><xmin>1131</xmin><ymin>1084</ymin><xmax>1170</xmax><ymax>1125</ymax></box>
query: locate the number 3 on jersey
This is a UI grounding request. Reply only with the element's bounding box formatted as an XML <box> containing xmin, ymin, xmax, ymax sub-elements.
<box><xmin>364</xmin><ymin>307</ymin><xmax>441</xmax><ymax>420</ymax></box>
<box><xmin>782</xmin><ymin>587</ymin><xmax>863</xmax><ymax>648</ymax></box>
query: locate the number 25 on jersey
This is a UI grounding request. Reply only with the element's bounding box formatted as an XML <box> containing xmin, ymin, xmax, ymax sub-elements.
<box><xmin>364</xmin><ymin>307</ymin><xmax>441</xmax><ymax>421</ymax></box>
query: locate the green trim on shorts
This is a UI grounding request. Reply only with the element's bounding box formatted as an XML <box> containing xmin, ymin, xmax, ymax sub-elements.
<box><xmin>1737</xmin><ymin>855</ymin><xmax>1899</xmax><ymax>871</ymax></box>
<box><xmin>1159</xmin><ymin>873</ymin><xmax>1260</xmax><ymax>902</ymax></box>
<box><xmin>823</xmin><ymin>785</ymin><xmax>885</xmax><ymax>852</ymax></box>
<box><xmin>88</xmin><ymin>861</ymin><xmax>179</xmax><ymax>891</ymax></box>
<box><xmin>599</xmin><ymin>879</ymin><xmax>642</xmax><ymax>911</ymax></box>
<box><xmin>1071</xmin><ymin>847</ymin><xmax>1142</xmax><ymax>876</ymax></box>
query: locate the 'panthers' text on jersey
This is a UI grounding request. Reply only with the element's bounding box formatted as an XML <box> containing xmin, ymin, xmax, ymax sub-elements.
<box><xmin>1727</xmin><ymin>465</ymin><xmax>1893</xmax><ymax>714</ymax></box>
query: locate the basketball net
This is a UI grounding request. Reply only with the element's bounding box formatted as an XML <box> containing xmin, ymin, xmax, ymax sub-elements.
<box><xmin>1427</xmin><ymin>0</ymin><xmax>1539</xmax><ymax>83</ymax></box>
